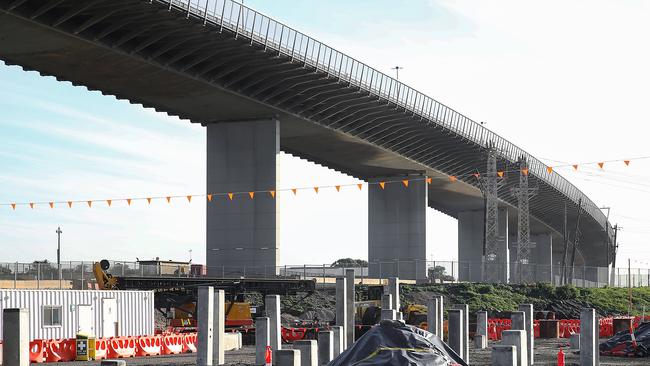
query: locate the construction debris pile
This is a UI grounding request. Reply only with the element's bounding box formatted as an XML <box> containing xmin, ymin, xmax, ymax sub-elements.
<box><xmin>329</xmin><ymin>320</ymin><xmax>467</xmax><ymax>366</ymax></box>
<box><xmin>600</xmin><ymin>322</ymin><xmax>650</xmax><ymax>357</ymax></box>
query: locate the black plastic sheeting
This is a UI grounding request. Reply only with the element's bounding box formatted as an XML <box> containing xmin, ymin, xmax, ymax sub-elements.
<box><xmin>600</xmin><ymin>322</ymin><xmax>650</xmax><ymax>357</ymax></box>
<box><xmin>328</xmin><ymin>320</ymin><xmax>467</xmax><ymax>366</ymax></box>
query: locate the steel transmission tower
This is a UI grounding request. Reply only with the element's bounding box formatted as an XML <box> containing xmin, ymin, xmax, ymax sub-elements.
<box><xmin>482</xmin><ymin>146</ymin><xmax>503</xmax><ymax>283</ymax></box>
<box><xmin>511</xmin><ymin>158</ymin><xmax>537</xmax><ymax>283</ymax></box>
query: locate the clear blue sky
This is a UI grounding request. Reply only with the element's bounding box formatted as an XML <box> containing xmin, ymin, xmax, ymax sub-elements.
<box><xmin>1</xmin><ymin>0</ymin><xmax>650</xmax><ymax>268</ymax></box>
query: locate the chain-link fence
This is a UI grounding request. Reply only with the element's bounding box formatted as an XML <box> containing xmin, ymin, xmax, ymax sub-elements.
<box><xmin>0</xmin><ymin>259</ymin><xmax>647</xmax><ymax>289</ymax></box>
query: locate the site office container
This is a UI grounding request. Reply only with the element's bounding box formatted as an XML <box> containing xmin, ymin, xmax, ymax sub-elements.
<box><xmin>0</xmin><ymin>289</ymin><xmax>154</xmax><ymax>340</ymax></box>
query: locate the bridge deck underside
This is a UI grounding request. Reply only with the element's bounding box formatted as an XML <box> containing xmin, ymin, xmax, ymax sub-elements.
<box><xmin>0</xmin><ymin>0</ymin><xmax>609</xmax><ymax>265</ymax></box>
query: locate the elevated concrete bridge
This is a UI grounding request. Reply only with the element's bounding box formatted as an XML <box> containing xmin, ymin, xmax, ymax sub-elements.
<box><xmin>0</xmin><ymin>0</ymin><xmax>613</xmax><ymax>282</ymax></box>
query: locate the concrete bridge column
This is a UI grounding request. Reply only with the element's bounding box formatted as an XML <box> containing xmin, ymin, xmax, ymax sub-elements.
<box><xmin>368</xmin><ymin>175</ymin><xmax>427</xmax><ymax>281</ymax></box>
<box><xmin>458</xmin><ymin>208</ymin><xmax>509</xmax><ymax>283</ymax></box>
<box><xmin>206</xmin><ymin>119</ymin><xmax>280</xmax><ymax>276</ymax></box>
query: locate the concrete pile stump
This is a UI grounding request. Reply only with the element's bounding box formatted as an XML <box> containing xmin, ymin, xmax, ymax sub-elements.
<box><xmin>388</xmin><ymin>277</ymin><xmax>400</xmax><ymax>311</ymax></box>
<box><xmin>518</xmin><ymin>304</ymin><xmax>534</xmax><ymax>366</ymax></box>
<box><xmin>332</xmin><ymin>326</ymin><xmax>345</xmax><ymax>357</ymax></box>
<box><xmin>580</xmin><ymin>308</ymin><xmax>599</xmax><ymax>366</ymax></box>
<box><xmin>294</xmin><ymin>340</ymin><xmax>317</xmax><ymax>366</ymax></box>
<box><xmin>492</xmin><ymin>345</ymin><xmax>518</xmax><ymax>366</ymax></box>
<box><xmin>197</xmin><ymin>287</ymin><xmax>214</xmax><ymax>366</ymax></box>
<box><xmin>501</xmin><ymin>330</ymin><xmax>527</xmax><ymax>366</ymax></box>
<box><xmin>2</xmin><ymin>308</ymin><xmax>29</xmax><ymax>366</ymax></box>
<box><xmin>345</xmin><ymin>269</ymin><xmax>356</xmax><ymax>347</ymax></box>
<box><xmin>570</xmin><ymin>333</ymin><xmax>580</xmax><ymax>350</ymax></box>
<box><xmin>275</xmin><ymin>350</ymin><xmax>300</xmax><ymax>366</ymax></box>
<box><xmin>335</xmin><ymin>278</ymin><xmax>347</xmax><ymax>348</ymax></box>
<box><xmin>453</xmin><ymin>304</ymin><xmax>469</xmax><ymax>362</ymax></box>
<box><xmin>436</xmin><ymin>295</ymin><xmax>444</xmax><ymax>338</ymax></box>
<box><xmin>255</xmin><ymin>317</ymin><xmax>271</xmax><ymax>365</ymax></box>
<box><xmin>317</xmin><ymin>331</ymin><xmax>334</xmax><ymax>365</ymax></box>
<box><xmin>265</xmin><ymin>295</ymin><xmax>282</xmax><ymax>353</ymax></box>
<box><xmin>474</xmin><ymin>334</ymin><xmax>487</xmax><ymax>349</ymax></box>
<box><xmin>448</xmin><ymin>309</ymin><xmax>464</xmax><ymax>360</ymax></box>
<box><xmin>381</xmin><ymin>294</ymin><xmax>393</xmax><ymax>310</ymax></box>
<box><xmin>476</xmin><ymin>310</ymin><xmax>488</xmax><ymax>348</ymax></box>
<box><xmin>427</xmin><ymin>297</ymin><xmax>439</xmax><ymax>337</ymax></box>
<box><xmin>381</xmin><ymin>309</ymin><xmax>397</xmax><ymax>321</ymax></box>
<box><xmin>213</xmin><ymin>289</ymin><xmax>225</xmax><ymax>364</ymax></box>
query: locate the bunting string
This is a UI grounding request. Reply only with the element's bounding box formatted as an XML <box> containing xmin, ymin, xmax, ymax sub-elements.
<box><xmin>2</xmin><ymin>155</ymin><xmax>648</xmax><ymax>210</ymax></box>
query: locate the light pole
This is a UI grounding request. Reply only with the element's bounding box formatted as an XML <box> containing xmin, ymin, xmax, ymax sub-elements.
<box><xmin>391</xmin><ymin>66</ymin><xmax>403</xmax><ymax>80</ymax></box>
<box><xmin>56</xmin><ymin>226</ymin><xmax>62</xmax><ymax>288</ymax></box>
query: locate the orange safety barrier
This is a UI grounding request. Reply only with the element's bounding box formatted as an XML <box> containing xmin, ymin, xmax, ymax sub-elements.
<box><xmin>29</xmin><ymin>339</ymin><xmax>46</xmax><ymax>363</ymax></box>
<box><xmin>136</xmin><ymin>336</ymin><xmax>162</xmax><ymax>357</ymax></box>
<box><xmin>182</xmin><ymin>333</ymin><xmax>198</xmax><ymax>353</ymax></box>
<box><xmin>46</xmin><ymin>339</ymin><xmax>76</xmax><ymax>362</ymax></box>
<box><xmin>94</xmin><ymin>338</ymin><xmax>108</xmax><ymax>360</ymax></box>
<box><xmin>107</xmin><ymin>337</ymin><xmax>137</xmax><ymax>358</ymax></box>
<box><xmin>161</xmin><ymin>334</ymin><xmax>184</xmax><ymax>355</ymax></box>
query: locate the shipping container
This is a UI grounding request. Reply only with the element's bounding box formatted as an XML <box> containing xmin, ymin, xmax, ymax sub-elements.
<box><xmin>0</xmin><ymin>289</ymin><xmax>154</xmax><ymax>340</ymax></box>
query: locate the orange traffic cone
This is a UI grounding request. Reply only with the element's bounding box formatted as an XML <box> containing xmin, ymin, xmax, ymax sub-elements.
<box><xmin>265</xmin><ymin>345</ymin><xmax>272</xmax><ymax>366</ymax></box>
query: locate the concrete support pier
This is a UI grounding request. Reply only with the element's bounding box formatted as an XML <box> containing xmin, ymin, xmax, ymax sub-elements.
<box><xmin>294</xmin><ymin>340</ymin><xmax>317</xmax><ymax>366</ymax></box>
<box><xmin>427</xmin><ymin>297</ymin><xmax>439</xmax><ymax>337</ymax></box>
<box><xmin>492</xmin><ymin>345</ymin><xmax>518</xmax><ymax>366</ymax></box>
<box><xmin>381</xmin><ymin>294</ymin><xmax>392</xmax><ymax>310</ymax></box>
<box><xmin>317</xmin><ymin>331</ymin><xmax>334</xmax><ymax>365</ymax></box>
<box><xmin>518</xmin><ymin>304</ymin><xmax>534</xmax><ymax>366</ymax></box>
<box><xmin>2</xmin><ymin>308</ymin><xmax>29</xmax><ymax>366</ymax></box>
<box><xmin>580</xmin><ymin>308</ymin><xmax>599</xmax><ymax>366</ymax></box>
<box><xmin>453</xmin><ymin>304</ymin><xmax>469</xmax><ymax>362</ymax></box>
<box><xmin>335</xmin><ymin>277</ymin><xmax>347</xmax><ymax>348</ymax></box>
<box><xmin>448</xmin><ymin>309</ymin><xmax>464</xmax><ymax>360</ymax></box>
<box><xmin>255</xmin><ymin>317</ymin><xmax>270</xmax><ymax>365</ymax></box>
<box><xmin>265</xmin><ymin>295</ymin><xmax>281</xmax><ymax>352</ymax></box>
<box><xmin>345</xmin><ymin>269</ymin><xmax>355</xmax><ymax>347</ymax></box>
<box><xmin>502</xmin><ymin>330</ymin><xmax>527</xmax><ymax>366</ymax></box>
<box><xmin>458</xmin><ymin>208</ymin><xmax>509</xmax><ymax>283</ymax></box>
<box><xmin>197</xmin><ymin>287</ymin><xmax>214</xmax><ymax>366</ymax></box>
<box><xmin>206</xmin><ymin>119</ymin><xmax>280</xmax><ymax>276</ymax></box>
<box><xmin>368</xmin><ymin>175</ymin><xmax>427</xmax><ymax>280</ymax></box>
<box><xmin>381</xmin><ymin>309</ymin><xmax>397</xmax><ymax>321</ymax></box>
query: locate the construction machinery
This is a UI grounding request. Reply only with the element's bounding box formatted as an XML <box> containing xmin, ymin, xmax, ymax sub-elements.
<box><xmin>93</xmin><ymin>260</ymin><xmax>315</xmax><ymax>335</ymax></box>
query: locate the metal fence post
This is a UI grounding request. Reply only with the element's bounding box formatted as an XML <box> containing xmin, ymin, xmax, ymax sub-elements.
<box><xmin>80</xmin><ymin>261</ymin><xmax>84</xmax><ymax>289</ymax></box>
<box><xmin>37</xmin><ymin>263</ymin><xmax>41</xmax><ymax>289</ymax></box>
<box><xmin>14</xmin><ymin>262</ymin><xmax>18</xmax><ymax>289</ymax></box>
<box><xmin>303</xmin><ymin>264</ymin><xmax>307</xmax><ymax>280</ymax></box>
<box><xmin>323</xmin><ymin>264</ymin><xmax>326</xmax><ymax>284</ymax></box>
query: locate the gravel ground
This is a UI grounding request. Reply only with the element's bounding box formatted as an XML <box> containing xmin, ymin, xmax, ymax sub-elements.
<box><xmin>469</xmin><ymin>338</ymin><xmax>648</xmax><ymax>366</ymax></box>
<box><xmin>34</xmin><ymin>340</ymin><xmax>649</xmax><ymax>365</ymax></box>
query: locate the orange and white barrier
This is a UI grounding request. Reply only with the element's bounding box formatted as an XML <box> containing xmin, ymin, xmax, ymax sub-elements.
<box><xmin>161</xmin><ymin>334</ymin><xmax>184</xmax><ymax>355</ymax></box>
<box><xmin>136</xmin><ymin>336</ymin><xmax>162</xmax><ymax>357</ymax></box>
<box><xmin>107</xmin><ymin>337</ymin><xmax>137</xmax><ymax>358</ymax></box>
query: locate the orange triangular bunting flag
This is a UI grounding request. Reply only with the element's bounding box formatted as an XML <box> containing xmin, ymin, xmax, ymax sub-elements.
<box><xmin>379</xmin><ymin>182</ymin><xmax>385</xmax><ymax>189</ymax></box>
<box><xmin>291</xmin><ymin>188</ymin><xmax>297</xmax><ymax>195</ymax></box>
<box><xmin>357</xmin><ymin>183</ymin><xmax>363</xmax><ymax>190</ymax></box>
<box><xmin>29</xmin><ymin>203</ymin><xmax>34</xmax><ymax>209</ymax></box>
<box><xmin>127</xmin><ymin>198</ymin><xmax>132</xmax><ymax>206</ymax></box>
<box><xmin>68</xmin><ymin>201</ymin><xmax>73</xmax><ymax>208</ymax></box>
<box><xmin>402</xmin><ymin>180</ymin><xmax>409</xmax><ymax>187</ymax></box>
<box><xmin>335</xmin><ymin>185</ymin><xmax>341</xmax><ymax>192</ymax></box>
<box><xmin>249</xmin><ymin>192</ymin><xmax>255</xmax><ymax>199</ymax></box>
<box><xmin>269</xmin><ymin>190</ymin><xmax>276</xmax><ymax>198</ymax></box>
<box><xmin>449</xmin><ymin>176</ymin><xmax>457</xmax><ymax>182</ymax></box>
<box><xmin>106</xmin><ymin>200</ymin><xmax>112</xmax><ymax>207</ymax></box>
<box><xmin>313</xmin><ymin>187</ymin><xmax>319</xmax><ymax>193</ymax></box>
<box><xmin>49</xmin><ymin>202</ymin><xmax>54</xmax><ymax>209</ymax></box>
<box><xmin>87</xmin><ymin>201</ymin><xmax>92</xmax><ymax>208</ymax></box>
<box><xmin>547</xmin><ymin>167</ymin><xmax>553</xmax><ymax>173</ymax></box>
<box><xmin>207</xmin><ymin>194</ymin><xmax>213</xmax><ymax>202</ymax></box>
<box><xmin>597</xmin><ymin>162</ymin><xmax>604</xmax><ymax>169</ymax></box>
<box><xmin>572</xmin><ymin>164</ymin><xmax>578</xmax><ymax>171</ymax></box>
<box><xmin>497</xmin><ymin>171</ymin><xmax>504</xmax><ymax>178</ymax></box>
<box><xmin>11</xmin><ymin>203</ymin><xmax>16</xmax><ymax>210</ymax></box>
<box><xmin>186</xmin><ymin>195</ymin><xmax>192</xmax><ymax>202</ymax></box>
<box><xmin>166</xmin><ymin>197</ymin><xmax>171</xmax><ymax>203</ymax></box>
<box><xmin>228</xmin><ymin>193</ymin><xmax>234</xmax><ymax>200</ymax></box>
<box><xmin>522</xmin><ymin>168</ymin><xmax>529</xmax><ymax>176</ymax></box>
<box><xmin>426</xmin><ymin>177</ymin><xmax>432</xmax><ymax>184</ymax></box>
<box><xmin>624</xmin><ymin>160</ymin><xmax>630</xmax><ymax>166</ymax></box>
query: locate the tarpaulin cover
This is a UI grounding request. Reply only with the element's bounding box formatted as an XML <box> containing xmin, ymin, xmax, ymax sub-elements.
<box><xmin>328</xmin><ymin>320</ymin><xmax>467</xmax><ymax>366</ymax></box>
<box><xmin>600</xmin><ymin>321</ymin><xmax>650</xmax><ymax>357</ymax></box>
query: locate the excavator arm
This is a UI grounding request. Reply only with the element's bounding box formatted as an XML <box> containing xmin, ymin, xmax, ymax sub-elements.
<box><xmin>93</xmin><ymin>260</ymin><xmax>118</xmax><ymax>290</ymax></box>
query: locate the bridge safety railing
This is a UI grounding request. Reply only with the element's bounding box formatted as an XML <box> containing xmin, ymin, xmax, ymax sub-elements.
<box><xmin>160</xmin><ymin>0</ymin><xmax>609</xmax><ymax>233</ymax></box>
<box><xmin>1</xmin><ymin>259</ymin><xmax>648</xmax><ymax>289</ymax></box>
